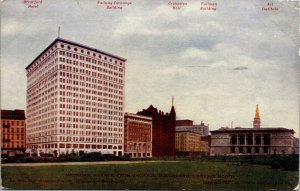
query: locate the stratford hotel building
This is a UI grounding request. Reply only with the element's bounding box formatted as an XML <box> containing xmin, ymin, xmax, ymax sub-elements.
<box><xmin>25</xmin><ymin>38</ymin><xmax>126</xmax><ymax>156</ymax></box>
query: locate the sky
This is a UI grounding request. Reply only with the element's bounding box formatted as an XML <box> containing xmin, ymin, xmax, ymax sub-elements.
<box><xmin>1</xmin><ymin>0</ymin><xmax>299</xmax><ymax>137</ymax></box>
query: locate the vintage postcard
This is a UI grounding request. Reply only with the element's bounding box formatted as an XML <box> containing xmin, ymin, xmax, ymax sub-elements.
<box><xmin>1</xmin><ymin>0</ymin><xmax>299</xmax><ymax>190</ymax></box>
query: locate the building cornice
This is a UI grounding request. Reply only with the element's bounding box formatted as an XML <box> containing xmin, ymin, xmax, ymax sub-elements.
<box><xmin>25</xmin><ymin>37</ymin><xmax>127</xmax><ymax>70</ymax></box>
<box><xmin>210</xmin><ymin>127</ymin><xmax>294</xmax><ymax>134</ymax></box>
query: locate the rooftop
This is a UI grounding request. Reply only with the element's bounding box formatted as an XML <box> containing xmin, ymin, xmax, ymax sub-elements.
<box><xmin>210</xmin><ymin>127</ymin><xmax>294</xmax><ymax>133</ymax></box>
<box><xmin>1</xmin><ymin>110</ymin><xmax>26</xmax><ymax>120</ymax></box>
<box><xmin>26</xmin><ymin>37</ymin><xmax>127</xmax><ymax>70</ymax></box>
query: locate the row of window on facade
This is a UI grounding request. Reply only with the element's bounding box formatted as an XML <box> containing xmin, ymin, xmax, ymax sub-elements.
<box><xmin>28</xmin><ymin>71</ymin><xmax>124</xmax><ymax>100</ymax></box>
<box><xmin>28</xmin><ymin>95</ymin><xmax>123</xmax><ymax>111</ymax></box>
<box><xmin>2</xmin><ymin>129</ymin><xmax>25</xmax><ymax>139</ymax></box>
<box><xmin>29</xmin><ymin>136</ymin><xmax>122</xmax><ymax>144</ymax></box>
<box><xmin>128</xmin><ymin>153</ymin><xmax>151</xmax><ymax>158</ymax></box>
<box><xmin>127</xmin><ymin>143</ymin><xmax>151</xmax><ymax>151</ymax></box>
<box><xmin>27</xmin><ymin>51</ymin><xmax>57</xmax><ymax>74</ymax></box>
<box><xmin>58</xmin><ymin>56</ymin><xmax>124</xmax><ymax>74</ymax></box>
<box><xmin>59</xmin><ymin>110</ymin><xmax>123</xmax><ymax>119</ymax></box>
<box><xmin>59</xmin><ymin>71</ymin><xmax>123</xmax><ymax>87</ymax></box>
<box><xmin>58</xmin><ymin>61</ymin><xmax>124</xmax><ymax>84</ymax></box>
<box><xmin>31</xmin><ymin>143</ymin><xmax>123</xmax><ymax>150</ymax></box>
<box><xmin>28</xmin><ymin>84</ymin><xmax>123</xmax><ymax>101</ymax></box>
<box><xmin>27</xmin><ymin>42</ymin><xmax>124</xmax><ymax>74</ymax></box>
<box><xmin>2</xmin><ymin>121</ymin><xmax>25</xmax><ymax>126</ymax></box>
<box><xmin>58</xmin><ymin>46</ymin><xmax>124</xmax><ymax>67</ymax></box>
<box><xmin>58</xmin><ymin>87</ymin><xmax>123</xmax><ymax>101</ymax></box>
<box><xmin>230</xmin><ymin>146</ymin><xmax>270</xmax><ymax>154</ymax></box>
<box><xmin>2</xmin><ymin>142</ymin><xmax>25</xmax><ymax>148</ymax></box>
<box><xmin>230</xmin><ymin>134</ymin><xmax>270</xmax><ymax>145</ymax></box>
<box><xmin>59</xmin><ymin>78</ymin><xmax>123</xmax><ymax>94</ymax></box>
<box><xmin>27</xmin><ymin>125</ymin><xmax>123</xmax><ymax>136</ymax></box>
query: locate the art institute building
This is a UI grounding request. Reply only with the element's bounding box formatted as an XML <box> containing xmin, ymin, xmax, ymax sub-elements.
<box><xmin>210</xmin><ymin>105</ymin><xmax>298</xmax><ymax>156</ymax></box>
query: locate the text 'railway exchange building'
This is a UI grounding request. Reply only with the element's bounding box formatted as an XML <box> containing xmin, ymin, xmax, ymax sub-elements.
<box><xmin>26</xmin><ymin>38</ymin><xmax>126</xmax><ymax>156</ymax></box>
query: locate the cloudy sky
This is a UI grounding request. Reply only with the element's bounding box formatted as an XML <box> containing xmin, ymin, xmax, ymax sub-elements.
<box><xmin>1</xmin><ymin>0</ymin><xmax>299</xmax><ymax>136</ymax></box>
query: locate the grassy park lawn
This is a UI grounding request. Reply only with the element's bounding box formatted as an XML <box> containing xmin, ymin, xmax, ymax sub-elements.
<box><xmin>1</xmin><ymin>160</ymin><xmax>298</xmax><ymax>190</ymax></box>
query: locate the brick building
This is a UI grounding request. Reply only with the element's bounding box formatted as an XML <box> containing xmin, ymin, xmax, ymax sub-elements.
<box><xmin>1</xmin><ymin>110</ymin><xmax>26</xmax><ymax>157</ymax></box>
<box><xmin>137</xmin><ymin>104</ymin><xmax>176</xmax><ymax>157</ymax></box>
<box><xmin>124</xmin><ymin>113</ymin><xmax>152</xmax><ymax>158</ymax></box>
<box><xmin>25</xmin><ymin>38</ymin><xmax>126</xmax><ymax>156</ymax></box>
<box><xmin>176</xmin><ymin>120</ymin><xmax>193</xmax><ymax>126</ymax></box>
<box><xmin>175</xmin><ymin>131</ymin><xmax>209</xmax><ymax>156</ymax></box>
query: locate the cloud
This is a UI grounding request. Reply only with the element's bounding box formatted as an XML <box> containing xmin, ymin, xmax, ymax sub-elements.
<box><xmin>160</xmin><ymin>65</ymin><xmax>189</xmax><ymax>76</ymax></box>
<box><xmin>233</xmin><ymin>66</ymin><xmax>248</xmax><ymax>70</ymax></box>
<box><xmin>1</xmin><ymin>19</ymin><xmax>24</xmax><ymax>37</ymax></box>
<box><xmin>180</xmin><ymin>48</ymin><xmax>213</xmax><ymax>62</ymax></box>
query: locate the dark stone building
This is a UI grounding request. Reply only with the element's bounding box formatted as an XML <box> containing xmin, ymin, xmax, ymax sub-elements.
<box><xmin>137</xmin><ymin>105</ymin><xmax>176</xmax><ymax>157</ymax></box>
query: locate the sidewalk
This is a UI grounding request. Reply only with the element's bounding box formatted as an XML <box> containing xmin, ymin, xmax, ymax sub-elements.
<box><xmin>1</xmin><ymin>160</ymin><xmax>177</xmax><ymax>167</ymax></box>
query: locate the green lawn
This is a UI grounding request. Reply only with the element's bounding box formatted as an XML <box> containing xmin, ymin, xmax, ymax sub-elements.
<box><xmin>1</xmin><ymin>161</ymin><xmax>298</xmax><ymax>190</ymax></box>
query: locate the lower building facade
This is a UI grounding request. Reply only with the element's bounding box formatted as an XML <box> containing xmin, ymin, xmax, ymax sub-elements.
<box><xmin>210</xmin><ymin>127</ymin><xmax>297</xmax><ymax>156</ymax></box>
<box><xmin>175</xmin><ymin>131</ymin><xmax>209</xmax><ymax>156</ymax></box>
<box><xmin>124</xmin><ymin>113</ymin><xmax>152</xmax><ymax>158</ymax></box>
<box><xmin>1</xmin><ymin>110</ymin><xmax>26</xmax><ymax>157</ymax></box>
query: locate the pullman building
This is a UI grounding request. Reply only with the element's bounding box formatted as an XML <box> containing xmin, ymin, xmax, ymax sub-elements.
<box><xmin>124</xmin><ymin>113</ymin><xmax>152</xmax><ymax>158</ymax></box>
<box><xmin>25</xmin><ymin>38</ymin><xmax>126</xmax><ymax>156</ymax></box>
<box><xmin>137</xmin><ymin>104</ymin><xmax>176</xmax><ymax>157</ymax></box>
<box><xmin>176</xmin><ymin>119</ymin><xmax>209</xmax><ymax>136</ymax></box>
<box><xmin>1</xmin><ymin>110</ymin><xmax>26</xmax><ymax>157</ymax></box>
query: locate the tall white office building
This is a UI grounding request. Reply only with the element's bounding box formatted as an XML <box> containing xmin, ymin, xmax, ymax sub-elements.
<box><xmin>26</xmin><ymin>38</ymin><xmax>126</xmax><ymax>156</ymax></box>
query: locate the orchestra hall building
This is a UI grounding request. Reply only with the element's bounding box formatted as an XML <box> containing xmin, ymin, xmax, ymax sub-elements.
<box><xmin>210</xmin><ymin>105</ymin><xmax>298</xmax><ymax>156</ymax></box>
<box><xmin>137</xmin><ymin>104</ymin><xmax>176</xmax><ymax>157</ymax></box>
<box><xmin>25</xmin><ymin>38</ymin><xmax>126</xmax><ymax>156</ymax></box>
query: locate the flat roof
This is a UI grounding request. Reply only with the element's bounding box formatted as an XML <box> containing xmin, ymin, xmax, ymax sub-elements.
<box><xmin>25</xmin><ymin>37</ymin><xmax>127</xmax><ymax>70</ymax></box>
<box><xmin>175</xmin><ymin>130</ymin><xmax>201</xmax><ymax>134</ymax></box>
<box><xmin>1</xmin><ymin>110</ymin><xmax>26</xmax><ymax>120</ymax></box>
<box><xmin>125</xmin><ymin>112</ymin><xmax>152</xmax><ymax>120</ymax></box>
<box><xmin>210</xmin><ymin>127</ymin><xmax>294</xmax><ymax>133</ymax></box>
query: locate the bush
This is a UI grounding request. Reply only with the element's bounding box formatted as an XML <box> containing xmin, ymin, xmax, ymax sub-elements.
<box><xmin>271</xmin><ymin>161</ymin><xmax>281</xmax><ymax>169</ymax></box>
<box><xmin>24</xmin><ymin>156</ymin><xmax>38</xmax><ymax>163</ymax></box>
<box><xmin>80</xmin><ymin>152</ymin><xmax>105</xmax><ymax>161</ymax></box>
<box><xmin>280</xmin><ymin>155</ymin><xmax>299</xmax><ymax>171</ymax></box>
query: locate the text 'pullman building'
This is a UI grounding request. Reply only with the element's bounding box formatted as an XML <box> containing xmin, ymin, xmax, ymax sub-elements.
<box><xmin>25</xmin><ymin>38</ymin><xmax>126</xmax><ymax>156</ymax></box>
